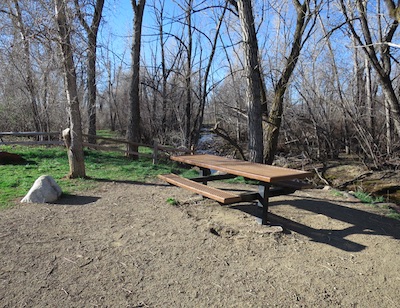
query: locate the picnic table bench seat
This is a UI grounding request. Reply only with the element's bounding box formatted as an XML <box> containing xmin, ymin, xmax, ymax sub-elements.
<box><xmin>158</xmin><ymin>173</ymin><xmax>312</xmax><ymax>205</ymax></box>
<box><xmin>158</xmin><ymin>173</ymin><xmax>242</xmax><ymax>204</ymax></box>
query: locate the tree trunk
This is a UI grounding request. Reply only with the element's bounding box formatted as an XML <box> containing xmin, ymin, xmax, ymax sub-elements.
<box><xmin>55</xmin><ymin>0</ymin><xmax>86</xmax><ymax>178</ymax></box>
<box><xmin>264</xmin><ymin>91</ymin><xmax>284</xmax><ymax>165</ymax></box>
<box><xmin>159</xmin><ymin>3</ymin><xmax>168</xmax><ymax>133</ymax></box>
<box><xmin>264</xmin><ymin>1</ymin><xmax>310</xmax><ymax>165</ymax></box>
<box><xmin>74</xmin><ymin>0</ymin><xmax>105</xmax><ymax>144</ymax></box>
<box><xmin>87</xmin><ymin>34</ymin><xmax>98</xmax><ymax>144</ymax></box>
<box><xmin>365</xmin><ymin>57</ymin><xmax>375</xmax><ymax>139</ymax></box>
<box><xmin>385</xmin><ymin>99</ymin><xmax>392</xmax><ymax>155</ymax></box>
<box><xmin>87</xmin><ymin>1</ymin><xmax>104</xmax><ymax>144</ymax></box>
<box><xmin>184</xmin><ymin>0</ymin><xmax>193</xmax><ymax>148</ymax></box>
<box><xmin>379</xmin><ymin>76</ymin><xmax>400</xmax><ymax>138</ymax></box>
<box><xmin>236</xmin><ymin>0</ymin><xmax>264</xmax><ymax>163</ymax></box>
<box><xmin>126</xmin><ymin>0</ymin><xmax>146</xmax><ymax>159</ymax></box>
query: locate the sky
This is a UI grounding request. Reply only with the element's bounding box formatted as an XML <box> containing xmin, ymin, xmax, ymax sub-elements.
<box><xmin>100</xmin><ymin>0</ymin><xmax>180</xmax><ymax>68</ymax></box>
<box><xmin>101</xmin><ymin>0</ymin><xmax>134</xmax><ymax>66</ymax></box>
<box><xmin>98</xmin><ymin>0</ymin><xmax>227</xmax><ymax>81</ymax></box>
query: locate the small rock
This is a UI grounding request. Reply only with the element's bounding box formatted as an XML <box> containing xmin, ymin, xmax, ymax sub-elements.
<box><xmin>209</xmin><ymin>227</ymin><xmax>220</xmax><ymax>236</ymax></box>
<box><xmin>21</xmin><ymin>175</ymin><xmax>62</xmax><ymax>203</ymax></box>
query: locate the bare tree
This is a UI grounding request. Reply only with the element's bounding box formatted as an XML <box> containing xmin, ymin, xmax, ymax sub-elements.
<box><xmin>55</xmin><ymin>0</ymin><xmax>86</xmax><ymax>178</ymax></box>
<box><xmin>263</xmin><ymin>0</ymin><xmax>317</xmax><ymax>164</ymax></box>
<box><xmin>339</xmin><ymin>0</ymin><xmax>400</xmax><ymax>141</ymax></box>
<box><xmin>183</xmin><ymin>0</ymin><xmax>194</xmax><ymax>148</ymax></box>
<box><xmin>6</xmin><ymin>0</ymin><xmax>42</xmax><ymax>133</ymax></box>
<box><xmin>156</xmin><ymin>0</ymin><xmax>169</xmax><ymax>136</ymax></box>
<box><xmin>227</xmin><ymin>0</ymin><xmax>317</xmax><ymax>163</ymax></box>
<box><xmin>126</xmin><ymin>0</ymin><xmax>146</xmax><ymax>159</ymax></box>
<box><xmin>0</xmin><ymin>0</ymin><xmax>68</xmax><ymax>133</ymax></box>
<box><xmin>230</xmin><ymin>0</ymin><xmax>264</xmax><ymax>162</ymax></box>
<box><xmin>74</xmin><ymin>0</ymin><xmax>105</xmax><ymax>144</ymax></box>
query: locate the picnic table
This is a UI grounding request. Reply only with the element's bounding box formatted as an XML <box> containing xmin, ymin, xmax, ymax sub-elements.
<box><xmin>158</xmin><ymin>154</ymin><xmax>312</xmax><ymax>225</ymax></box>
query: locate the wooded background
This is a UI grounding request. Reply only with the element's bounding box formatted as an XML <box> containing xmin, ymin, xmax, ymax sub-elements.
<box><xmin>1</xmin><ymin>0</ymin><xmax>399</xmax><ymax>173</ymax></box>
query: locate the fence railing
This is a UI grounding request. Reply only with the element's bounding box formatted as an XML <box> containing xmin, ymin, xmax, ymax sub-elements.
<box><xmin>0</xmin><ymin>131</ymin><xmax>191</xmax><ymax>164</ymax></box>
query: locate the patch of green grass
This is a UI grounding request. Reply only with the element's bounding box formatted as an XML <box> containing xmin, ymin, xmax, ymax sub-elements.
<box><xmin>0</xmin><ymin>145</ymin><xmax>186</xmax><ymax>209</ymax></box>
<box><xmin>166</xmin><ymin>197</ymin><xmax>179</xmax><ymax>206</ymax></box>
<box><xmin>180</xmin><ymin>168</ymin><xmax>200</xmax><ymax>179</ymax></box>
<box><xmin>387</xmin><ymin>211</ymin><xmax>400</xmax><ymax>220</ymax></box>
<box><xmin>96</xmin><ymin>129</ymin><xmax>123</xmax><ymax>139</ymax></box>
<box><xmin>1</xmin><ymin>146</ymin><xmax>70</xmax><ymax>208</ymax></box>
<box><xmin>354</xmin><ymin>190</ymin><xmax>384</xmax><ymax>204</ymax></box>
<box><xmin>225</xmin><ymin>176</ymin><xmax>258</xmax><ymax>185</ymax></box>
<box><xmin>334</xmin><ymin>189</ymin><xmax>400</xmax><ymax>221</ymax></box>
<box><xmin>139</xmin><ymin>146</ymin><xmax>153</xmax><ymax>155</ymax></box>
<box><xmin>374</xmin><ymin>202</ymin><xmax>400</xmax><ymax>220</ymax></box>
<box><xmin>331</xmin><ymin>189</ymin><xmax>344</xmax><ymax>197</ymax></box>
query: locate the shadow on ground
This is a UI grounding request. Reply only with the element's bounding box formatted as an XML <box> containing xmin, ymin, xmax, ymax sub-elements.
<box><xmin>92</xmin><ymin>177</ymin><xmax>165</xmax><ymax>186</ymax></box>
<box><xmin>53</xmin><ymin>194</ymin><xmax>101</xmax><ymax>205</ymax></box>
<box><xmin>231</xmin><ymin>197</ymin><xmax>400</xmax><ymax>252</ymax></box>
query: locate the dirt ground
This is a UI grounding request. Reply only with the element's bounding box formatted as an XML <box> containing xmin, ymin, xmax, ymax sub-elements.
<box><xmin>1</xmin><ymin>179</ymin><xmax>400</xmax><ymax>307</ymax></box>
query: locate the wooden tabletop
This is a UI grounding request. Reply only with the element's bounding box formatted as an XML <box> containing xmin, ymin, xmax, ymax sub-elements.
<box><xmin>171</xmin><ymin>154</ymin><xmax>312</xmax><ymax>183</ymax></box>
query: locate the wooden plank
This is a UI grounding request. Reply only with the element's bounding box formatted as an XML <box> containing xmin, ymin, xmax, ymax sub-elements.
<box><xmin>157</xmin><ymin>144</ymin><xmax>192</xmax><ymax>153</ymax></box>
<box><xmin>0</xmin><ymin>141</ymin><xmax>64</xmax><ymax>146</ymax></box>
<box><xmin>171</xmin><ymin>154</ymin><xmax>312</xmax><ymax>183</ymax></box>
<box><xmin>0</xmin><ymin>132</ymin><xmax>60</xmax><ymax>137</ymax></box>
<box><xmin>82</xmin><ymin>134</ymin><xmax>150</xmax><ymax>147</ymax></box>
<box><xmin>158</xmin><ymin>174</ymin><xmax>242</xmax><ymax>204</ymax></box>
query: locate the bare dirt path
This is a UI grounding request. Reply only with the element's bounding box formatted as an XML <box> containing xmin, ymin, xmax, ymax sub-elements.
<box><xmin>1</xmin><ymin>180</ymin><xmax>399</xmax><ymax>307</ymax></box>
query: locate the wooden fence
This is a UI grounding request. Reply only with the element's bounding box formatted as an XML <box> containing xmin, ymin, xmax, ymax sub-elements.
<box><xmin>0</xmin><ymin>131</ymin><xmax>191</xmax><ymax>164</ymax></box>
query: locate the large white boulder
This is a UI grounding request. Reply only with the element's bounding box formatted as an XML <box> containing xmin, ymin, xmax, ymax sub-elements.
<box><xmin>21</xmin><ymin>175</ymin><xmax>62</xmax><ymax>203</ymax></box>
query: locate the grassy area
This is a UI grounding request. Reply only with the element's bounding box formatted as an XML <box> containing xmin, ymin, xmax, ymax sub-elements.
<box><xmin>96</xmin><ymin>129</ymin><xmax>124</xmax><ymax>139</ymax></box>
<box><xmin>353</xmin><ymin>190</ymin><xmax>384</xmax><ymax>204</ymax></box>
<box><xmin>3</xmin><ymin>144</ymin><xmax>399</xmax><ymax>221</ymax></box>
<box><xmin>0</xmin><ymin>145</ymin><xmax>194</xmax><ymax>209</ymax></box>
<box><xmin>352</xmin><ymin>190</ymin><xmax>400</xmax><ymax>220</ymax></box>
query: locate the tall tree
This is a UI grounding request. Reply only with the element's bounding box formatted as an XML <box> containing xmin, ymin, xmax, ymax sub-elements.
<box><xmin>74</xmin><ymin>0</ymin><xmax>105</xmax><ymax>144</ymax></box>
<box><xmin>192</xmin><ymin>2</ymin><xmax>228</xmax><ymax>147</ymax></box>
<box><xmin>155</xmin><ymin>0</ymin><xmax>169</xmax><ymax>136</ymax></box>
<box><xmin>264</xmin><ymin>0</ymin><xmax>316</xmax><ymax>164</ymax></box>
<box><xmin>231</xmin><ymin>0</ymin><xmax>264</xmax><ymax>162</ymax></box>
<box><xmin>230</xmin><ymin>0</ymin><xmax>316</xmax><ymax>163</ymax></box>
<box><xmin>339</xmin><ymin>0</ymin><xmax>400</xmax><ymax>141</ymax></box>
<box><xmin>6</xmin><ymin>0</ymin><xmax>42</xmax><ymax>133</ymax></box>
<box><xmin>126</xmin><ymin>0</ymin><xmax>146</xmax><ymax>159</ymax></box>
<box><xmin>184</xmin><ymin>0</ymin><xmax>194</xmax><ymax>149</ymax></box>
<box><xmin>55</xmin><ymin>0</ymin><xmax>86</xmax><ymax>178</ymax></box>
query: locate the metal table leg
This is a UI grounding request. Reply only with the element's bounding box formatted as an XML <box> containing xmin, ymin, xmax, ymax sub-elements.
<box><xmin>200</xmin><ymin>167</ymin><xmax>211</xmax><ymax>185</ymax></box>
<box><xmin>258</xmin><ymin>183</ymin><xmax>271</xmax><ymax>225</ymax></box>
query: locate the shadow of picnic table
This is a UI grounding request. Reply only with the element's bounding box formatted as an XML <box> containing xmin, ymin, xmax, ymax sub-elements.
<box><xmin>232</xmin><ymin>196</ymin><xmax>400</xmax><ymax>252</ymax></box>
